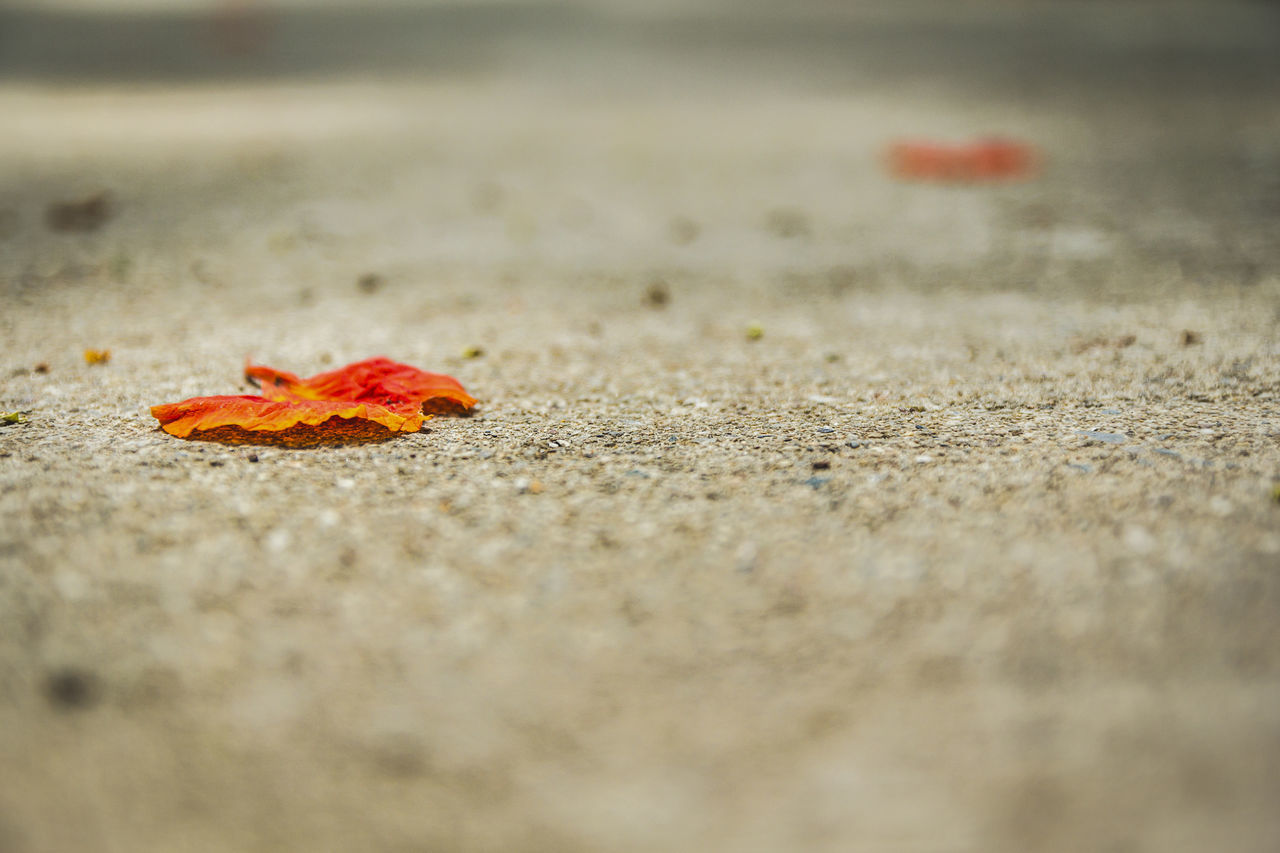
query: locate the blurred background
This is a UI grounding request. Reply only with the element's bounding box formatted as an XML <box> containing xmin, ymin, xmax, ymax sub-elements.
<box><xmin>2</xmin><ymin>0</ymin><xmax>1277</xmax><ymax>296</ymax></box>
<box><xmin>3</xmin><ymin>0</ymin><xmax>1279</xmax><ymax>85</ymax></box>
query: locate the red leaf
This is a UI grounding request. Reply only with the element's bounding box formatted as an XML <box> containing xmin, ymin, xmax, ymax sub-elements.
<box><xmin>245</xmin><ymin>356</ymin><xmax>475</xmax><ymax>414</ymax></box>
<box><xmin>887</xmin><ymin>139</ymin><xmax>1037</xmax><ymax>181</ymax></box>
<box><xmin>151</xmin><ymin>357</ymin><xmax>476</xmax><ymax>443</ymax></box>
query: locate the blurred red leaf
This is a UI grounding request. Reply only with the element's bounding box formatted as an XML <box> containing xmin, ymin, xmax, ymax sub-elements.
<box><xmin>151</xmin><ymin>357</ymin><xmax>476</xmax><ymax>443</ymax></box>
<box><xmin>887</xmin><ymin>138</ymin><xmax>1037</xmax><ymax>181</ymax></box>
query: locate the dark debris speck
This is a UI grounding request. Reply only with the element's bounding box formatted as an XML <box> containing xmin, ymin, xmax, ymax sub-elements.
<box><xmin>44</xmin><ymin>668</ymin><xmax>100</xmax><ymax>710</ymax></box>
<box><xmin>644</xmin><ymin>280</ymin><xmax>671</xmax><ymax>308</ymax></box>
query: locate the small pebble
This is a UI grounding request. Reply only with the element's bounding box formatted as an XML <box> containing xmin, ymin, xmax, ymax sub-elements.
<box><xmin>265</xmin><ymin>529</ymin><xmax>292</xmax><ymax>552</ymax></box>
<box><xmin>1076</xmin><ymin>430</ymin><xmax>1125</xmax><ymax>444</ymax></box>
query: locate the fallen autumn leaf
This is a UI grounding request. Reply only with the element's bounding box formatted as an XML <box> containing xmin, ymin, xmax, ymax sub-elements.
<box><xmin>887</xmin><ymin>138</ymin><xmax>1037</xmax><ymax>181</ymax></box>
<box><xmin>151</xmin><ymin>357</ymin><xmax>476</xmax><ymax>445</ymax></box>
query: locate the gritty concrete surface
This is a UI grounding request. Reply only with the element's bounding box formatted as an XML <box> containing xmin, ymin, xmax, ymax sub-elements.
<box><xmin>1</xmin><ymin>2</ymin><xmax>1279</xmax><ymax>851</ymax></box>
